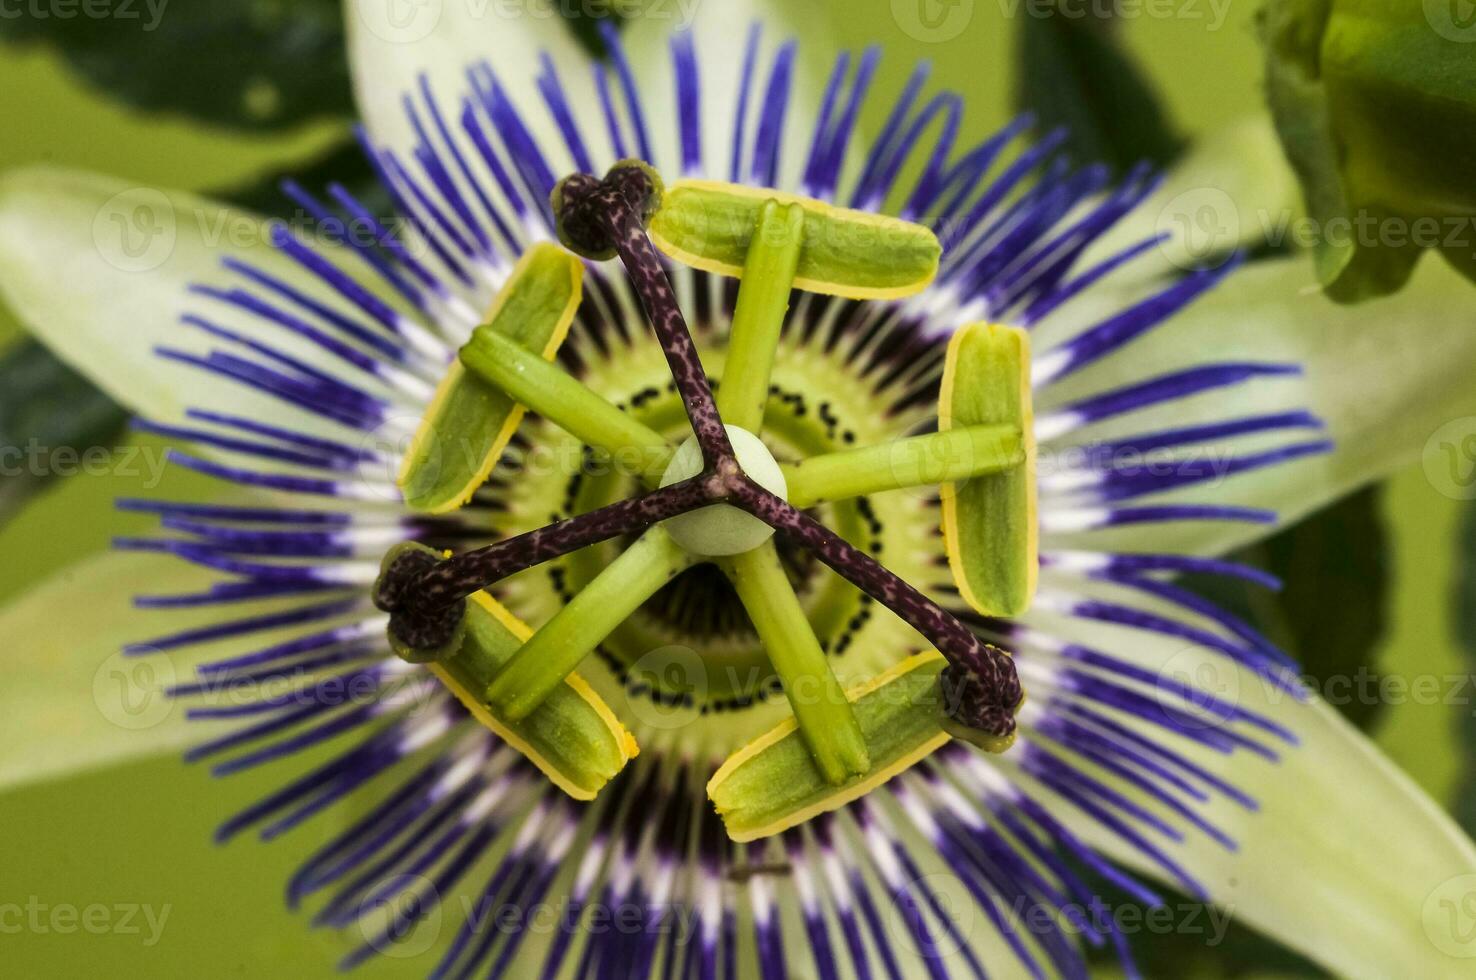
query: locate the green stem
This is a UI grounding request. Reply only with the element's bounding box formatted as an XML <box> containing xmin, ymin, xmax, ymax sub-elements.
<box><xmin>716</xmin><ymin>200</ymin><xmax>805</xmax><ymax>432</ymax></box>
<box><xmin>721</xmin><ymin>542</ymin><xmax>870</xmax><ymax>784</ymax></box>
<box><xmin>461</xmin><ymin>329</ymin><xmax>675</xmax><ymax>483</ymax></box>
<box><xmin>784</xmin><ymin>424</ymin><xmax>1023</xmax><ymax>508</ymax></box>
<box><xmin>485</xmin><ymin>527</ymin><xmax>693</xmax><ymax>720</ymax></box>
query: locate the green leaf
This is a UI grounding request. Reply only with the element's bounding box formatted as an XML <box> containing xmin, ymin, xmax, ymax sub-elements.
<box><xmin>1259</xmin><ymin>0</ymin><xmax>1476</xmax><ymax>301</ymax></box>
<box><xmin>1260</xmin><ymin>486</ymin><xmax>1390</xmax><ymax>728</ymax></box>
<box><xmin>1453</xmin><ymin>502</ymin><xmax>1476</xmax><ymax>837</ymax></box>
<box><xmin>0</xmin><ymin>0</ymin><xmax>350</xmax><ymax>130</ymax></box>
<box><xmin>1012</xmin><ymin>5</ymin><xmax>1183</xmax><ymax>177</ymax></box>
<box><xmin>0</xmin><ymin>338</ymin><xmax>126</xmax><ymax>525</ymax></box>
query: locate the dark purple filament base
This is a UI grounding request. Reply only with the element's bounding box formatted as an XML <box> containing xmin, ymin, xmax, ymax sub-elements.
<box><xmin>377</xmin><ymin>162</ymin><xmax>1021</xmax><ymax>738</ymax></box>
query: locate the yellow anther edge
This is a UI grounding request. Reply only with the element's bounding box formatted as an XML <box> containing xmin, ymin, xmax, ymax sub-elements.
<box><xmin>938</xmin><ymin>323</ymin><xmax>1039</xmax><ymax>618</ymax></box>
<box><xmin>397</xmin><ymin>243</ymin><xmax>583</xmax><ymax>514</ymax></box>
<box><xmin>432</xmin><ymin>593</ymin><xmax>638</xmax><ymax>802</ymax></box>
<box><xmin>649</xmin><ymin>180</ymin><xmax>941</xmax><ymax>301</ymax></box>
<box><xmin>706</xmin><ymin>652</ymin><xmax>952</xmax><ymax>842</ymax></box>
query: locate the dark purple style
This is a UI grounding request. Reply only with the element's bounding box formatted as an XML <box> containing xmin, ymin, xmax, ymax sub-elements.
<box><xmin>377</xmin><ymin>161</ymin><xmax>1022</xmax><ymax>738</ymax></box>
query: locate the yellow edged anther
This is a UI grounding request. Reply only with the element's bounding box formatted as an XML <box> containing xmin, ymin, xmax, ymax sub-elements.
<box><xmin>431</xmin><ymin>590</ymin><xmax>638</xmax><ymax>801</ymax></box>
<box><xmin>939</xmin><ymin>323</ymin><xmax>1039</xmax><ymax>618</ymax></box>
<box><xmin>648</xmin><ymin>180</ymin><xmax>941</xmax><ymax>300</ymax></box>
<box><xmin>397</xmin><ymin>243</ymin><xmax>583</xmax><ymax>513</ymax></box>
<box><xmin>706</xmin><ymin>653</ymin><xmax>955</xmax><ymax>842</ymax></box>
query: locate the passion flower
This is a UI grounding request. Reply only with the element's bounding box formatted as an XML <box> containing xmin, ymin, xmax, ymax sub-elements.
<box><xmin>21</xmin><ymin>8</ymin><xmax>1461</xmax><ymax>978</ymax></box>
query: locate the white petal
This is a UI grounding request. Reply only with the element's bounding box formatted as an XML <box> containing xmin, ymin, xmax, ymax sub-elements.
<box><xmin>0</xmin><ymin>166</ymin><xmax>398</xmax><ymax>438</ymax></box>
<box><xmin>1040</xmin><ymin>252</ymin><xmax>1476</xmax><ymax>557</ymax></box>
<box><xmin>1020</xmin><ymin>585</ymin><xmax>1476</xmax><ymax>979</ymax></box>
<box><xmin>347</xmin><ymin>0</ymin><xmax>605</xmax><ymax>183</ymax></box>
<box><xmin>0</xmin><ymin>551</ymin><xmax>309</xmax><ymax>791</ymax></box>
<box><xmin>348</xmin><ymin>0</ymin><xmax>824</xmax><ymax>190</ymax></box>
<box><xmin>1080</xmin><ymin>116</ymin><xmax>1302</xmax><ymax>284</ymax></box>
<box><xmin>619</xmin><ymin>0</ymin><xmax>829</xmax><ymax>185</ymax></box>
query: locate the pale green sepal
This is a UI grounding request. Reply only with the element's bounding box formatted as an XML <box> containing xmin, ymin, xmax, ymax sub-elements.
<box><xmin>0</xmin><ymin>167</ymin><xmax>385</xmax><ymax>441</ymax></box>
<box><xmin>0</xmin><ymin>551</ymin><xmax>350</xmax><ymax>792</ymax></box>
<box><xmin>1041</xmin><ymin>253</ymin><xmax>1476</xmax><ymax>559</ymax></box>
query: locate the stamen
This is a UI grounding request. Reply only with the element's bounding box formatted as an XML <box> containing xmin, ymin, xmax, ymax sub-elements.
<box><xmin>382</xmin><ymin>160</ymin><xmax>1026</xmax><ymax>807</ymax></box>
<box><xmin>726</xmin><ymin>475</ymin><xmax>1022</xmax><ymax>741</ymax></box>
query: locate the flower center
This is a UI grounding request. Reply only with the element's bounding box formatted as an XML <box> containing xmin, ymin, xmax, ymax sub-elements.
<box><xmin>376</xmin><ymin>161</ymin><xmax>1028</xmax><ymax>833</ymax></box>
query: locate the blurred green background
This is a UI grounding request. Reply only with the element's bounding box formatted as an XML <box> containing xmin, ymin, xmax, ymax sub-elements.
<box><xmin>0</xmin><ymin>2</ymin><xmax>1468</xmax><ymax>977</ymax></box>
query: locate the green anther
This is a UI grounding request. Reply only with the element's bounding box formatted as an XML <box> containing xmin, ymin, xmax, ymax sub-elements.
<box><xmin>784</xmin><ymin>424</ymin><xmax>1025</xmax><ymax>508</ymax></box>
<box><xmin>436</xmin><ymin>593</ymin><xmax>639</xmax><ymax>800</ymax></box>
<box><xmin>707</xmin><ymin>652</ymin><xmax>954</xmax><ymax>841</ymax></box>
<box><xmin>486</xmin><ymin>528</ymin><xmax>692</xmax><ymax>721</ymax></box>
<box><xmin>940</xmin><ymin>324</ymin><xmax>1038</xmax><ymax>619</ymax></box>
<box><xmin>398</xmin><ymin>244</ymin><xmax>582</xmax><ymax>513</ymax></box>
<box><xmin>460</xmin><ymin>327</ymin><xmax>675</xmax><ymax>484</ymax></box>
<box><xmin>721</xmin><ymin>543</ymin><xmax>872</xmax><ymax>785</ymax></box>
<box><xmin>716</xmin><ymin>199</ymin><xmax>805</xmax><ymax>431</ymax></box>
<box><xmin>370</xmin><ymin>539</ymin><xmax>640</xmax><ymax>799</ymax></box>
<box><xmin>649</xmin><ymin>180</ymin><xmax>941</xmax><ymax>300</ymax></box>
